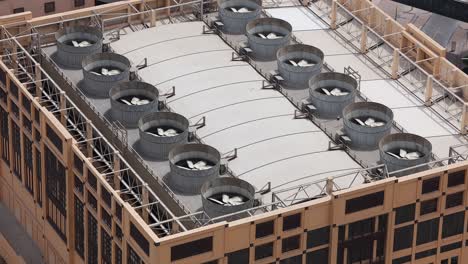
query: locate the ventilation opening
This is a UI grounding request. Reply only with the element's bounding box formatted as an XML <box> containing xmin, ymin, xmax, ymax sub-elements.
<box><xmin>246</xmin><ymin>17</ymin><xmax>292</xmax><ymax>60</ymax></box>
<box><xmin>55</xmin><ymin>26</ymin><xmax>103</xmax><ymax>68</ymax></box>
<box><xmin>219</xmin><ymin>0</ymin><xmax>262</xmax><ymax>34</ymax></box>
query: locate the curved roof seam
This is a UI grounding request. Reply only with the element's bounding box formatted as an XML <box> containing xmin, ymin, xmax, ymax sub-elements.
<box><xmin>143</xmin><ymin>49</ymin><xmax>233</xmax><ymax>68</ymax></box>
<box><xmin>122</xmin><ymin>34</ymin><xmax>207</xmax><ymax>55</ymax></box>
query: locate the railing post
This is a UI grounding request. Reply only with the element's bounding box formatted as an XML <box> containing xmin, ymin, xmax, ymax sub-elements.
<box><xmin>331</xmin><ymin>1</ymin><xmax>337</xmax><ymax>30</ymax></box>
<box><xmin>150</xmin><ymin>9</ymin><xmax>156</xmax><ymax>27</ymax></box>
<box><xmin>113</xmin><ymin>151</ymin><xmax>121</xmax><ymax>190</ymax></box>
<box><xmin>461</xmin><ymin>104</ymin><xmax>468</xmax><ymax>135</ymax></box>
<box><xmin>360</xmin><ymin>24</ymin><xmax>367</xmax><ymax>53</ymax></box>
<box><xmin>34</xmin><ymin>63</ymin><xmax>42</xmax><ymax>98</ymax></box>
<box><xmin>424</xmin><ymin>75</ymin><xmax>433</xmax><ymax>106</ymax></box>
<box><xmin>391</xmin><ymin>48</ymin><xmax>399</xmax><ymax>79</ymax></box>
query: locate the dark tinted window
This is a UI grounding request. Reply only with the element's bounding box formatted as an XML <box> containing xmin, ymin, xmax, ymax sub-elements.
<box><xmin>171</xmin><ymin>237</ymin><xmax>213</xmax><ymax>261</ymax></box>
<box><xmin>395</xmin><ymin>204</ymin><xmax>415</xmax><ymax>225</ymax></box>
<box><xmin>448</xmin><ymin>170</ymin><xmax>465</xmax><ymax>187</ymax></box>
<box><xmin>13</xmin><ymin>7</ymin><xmax>25</xmax><ymax>13</ymax></box>
<box><xmin>44</xmin><ymin>2</ymin><xmax>55</xmax><ymax>13</ymax></box>
<box><xmin>392</xmin><ymin>255</ymin><xmax>411</xmax><ymax>264</ymax></box>
<box><xmin>420</xmin><ymin>198</ymin><xmax>438</xmax><ymax>215</ymax></box>
<box><xmin>348</xmin><ymin>217</ymin><xmax>374</xmax><ymax>238</ymax></box>
<box><xmin>227</xmin><ymin>249</ymin><xmax>249</xmax><ymax>264</ymax></box>
<box><xmin>307</xmin><ymin>226</ymin><xmax>330</xmax><ymax>248</ymax></box>
<box><xmin>415</xmin><ymin>248</ymin><xmax>436</xmax><ymax>259</ymax></box>
<box><xmin>130</xmin><ymin>223</ymin><xmax>149</xmax><ymax>255</ymax></box>
<box><xmin>442</xmin><ymin>211</ymin><xmax>465</xmax><ymax>238</ymax></box>
<box><xmin>306</xmin><ymin>248</ymin><xmax>328</xmax><ymax>264</ymax></box>
<box><xmin>440</xmin><ymin>241</ymin><xmax>462</xmax><ymax>252</ymax></box>
<box><xmin>445</xmin><ymin>192</ymin><xmax>464</xmax><ymax>208</ymax></box>
<box><xmin>256</xmin><ymin>220</ymin><xmax>274</xmax><ymax>238</ymax></box>
<box><xmin>283</xmin><ymin>213</ymin><xmax>301</xmax><ymax>231</ymax></box>
<box><xmin>75</xmin><ymin>0</ymin><xmax>85</xmax><ymax>7</ymax></box>
<box><xmin>416</xmin><ymin>218</ymin><xmax>439</xmax><ymax>245</ymax></box>
<box><xmin>282</xmin><ymin>235</ymin><xmax>300</xmax><ymax>252</ymax></box>
<box><xmin>345</xmin><ymin>191</ymin><xmax>384</xmax><ymax>214</ymax></box>
<box><xmin>422</xmin><ymin>177</ymin><xmax>439</xmax><ymax>194</ymax></box>
<box><xmin>255</xmin><ymin>242</ymin><xmax>274</xmax><ymax>260</ymax></box>
<box><xmin>393</xmin><ymin>225</ymin><xmax>413</xmax><ymax>251</ymax></box>
<box><xmin>280</xmin><ymin>255</ymin><xmax>302</xmax><ymax>264</ymax></box>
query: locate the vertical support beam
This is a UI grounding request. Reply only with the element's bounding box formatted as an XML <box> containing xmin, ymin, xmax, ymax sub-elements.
<box><xmin>433</xmin><ymin>57</ymin><xmax>441</xmax><ymax>77</ymax></box>
<box><xmin>325</xmin><ymin>177</ymin><xmax>333</xmax><ymax>195</ymax></box>
<box><xmin>150</xmin><ymin>10</ymin><xmax>156</xmax><ymax>27</ymax></box>
<box><xmin>59</xmin><ymin>91</ymin><xmax>66</xmax><ymax>125</ymax></box>
<box><xmin>113</xmin><ymin>151</ymin><xmax>120</xmax><ymax>190</ymax></box>
<box><xmin>391</xmin><ymin>48</ymin><xmax>400</xmax><ymax>79</ymax></box>
<box><xmin>11</xmin><ymin>41</ymin><xmax>18</xmax><ymax>73</ymax></box>
<box><xmin>127</xmin><ymin>5</ymin><xmax>132</xmax><ymax>25</ymax></box>
<box><xmin>461</xmin><ymin>104</ymin><xmax>468</xmax><ymax>135</ymax></box>
<box><xmin>360</xmin><ymin>25</ymin><xmax>367</xmax><ymax>53</ymax></box>
<box><xmin>86</xmin><ymin>121</ymin><xmax>93</xmax><ymax>158</ymax></box>
<box><xmin>140</xmin><ymin>0</ymin><xmax>146</xmax><ymax>23</ymax></box>
<box><xmin>331</xmin><ymin>1</ymin><xmax>337</xmax><ymax>30</ymax></box>
<box><xmin>166</xmin><ymin>0</ymin><xmax>171</xmax><ymax>17</ymax></box>
<box><xmin>34</xmin><ymin>64</ymin><xmax>42</xmax><ymax>98</ymax></box>
<box><xmin>424</xmin><ymin>75</ymin><xmax>433</xmax><ymax>106</ymax></box>
<box><xmin>142</xmin><ymin>187</ymin><xmax>149</xmax><ymax>223</ymax></box>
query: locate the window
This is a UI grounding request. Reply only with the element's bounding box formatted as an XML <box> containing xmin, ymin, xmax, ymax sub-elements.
<box><xmin>0</xmin><ymin>108</ymin><xmax>9</xmax><ymax>163</ymax></box>
<box><xmin>101</xmin><ymin>228</ymin><xmax>112</xmax><ymax>264</ymax></box>
<box><xmin>44</xmin><ymin>2</ymin><xmax>55</xmax><ymax>13</ymax></box>
<box><xmin>255</xmin><ymin>242</ymin><xmax>274</xmax><ymax>260</ymax></box>
<box><xmin>227</xmin><ymin>249</ymin><xmax>249</xmax><ymax>264</ymax></box>
<box><xmin>24</xmin><ymin>136</ymin><xmax>33</xmax><ymax>194</ymax></box>
<box><xmin>73</xmin><ymin>154</ymin><xmax>83</xmax><ymax>175</ymax></box>
<box><xmin>282</xmin><ymin>235</ymin><xmax>300</xmax><ymax>252</ymax></box>
<box><xmin>395</xmin><ymin>204</ymin><xmax>415</xmax><ymax>225</ymax></box>
<box><xmin>46</xmin><ymin>124</ymin><xmax>62</xmax><ymax>152</ymax></box>
<box><xmin>35</xmin><ymin>148</ymin><xmax>42</xmax><ymax>207</ymax></box>
<box><xmin>416</xmin><ymin>218</ymin><xmax>439</xmax><ymax>245</ymax></box>
<box><xmin>440</xmin><ymin>241</ymin><xmax>462</xmax><ymax>252</ymax></box>
<box><xmin>12</xmin><ymin>122</ymin><xmax>21</xmax><ymax>178</ymax></box>
<box><xmin>256</xmin><ymin>220</ymin><xmax>274</xmax><ymax>238</ymax></box>
<box><xmin>280</xmin><ymin>255</ymin><xmax>302</xmax><ymax>264</ymax></box>
<box><xmin>74</xmin><ymin>0</ymin><xmax>85</xmax><ymax>7</ymax></box>
<box><xmin>115</xmin><ymin>204</ymin><xmax>122</xmax><ymax>222</ymax></box>
<box><xmin>115</xmin><ymin>225</ymin><xmax>123</xmax><ymax>241</ymax></box>
<box><xmin>45</xmin><ymin>147</ymin><xmax>66</xmax><ymax>241</ymax></box>
<box><xmin>393</xmin><ymin>225</ymin><xmax>413</xmax><ymax>251</ymax></box>
<box><xmin>283</xmin><ymin>213</ymin><xmax>301</xmax><ymax>231</ymax></box>
<box><xmin>74</xmin><ymin>197</ymin><xmax>84</xmax><ymax>258</ymax></box>
<box><xmin>88</xmin><ymin>172</ymin><xmax>97</xmax><ymax>190</ymax></box>
<box><xmin>13</xmin><ymin>7</ymin><xmax>25</xmax><ymax>13</ymax></box>
<box><xmin>171</xmin><ymin>237</ymin><xmax>213</xmax><ymax>261</ymax></box>
<box><xmin>101</xmin><ymin>187</ymin><xmax>112</xmax><ymax>208</ymax></box>
<box><xmin>420</xmin><ymin>198</ymin><xmax>438</xmax><ymax>215</ymax></box>
<box><xmin>307</xmin><ymin>226</ymin><xmax>330</xmax><ymax>248</ymax></box>
<box><xmin>130</xmin><ymin>223</ymin><xmax>149</xmax><ymax>256</ymax></box>
<box><xmin>306</xmin><ymin>248</ymin><xmax>328</xmax><ymax>264</ymax></box>
<box><xmin>74</xmin><ymin>176</ymin><xmax>83</xmax><ymax>194</ymax></box>
<box><xmin>88</xmin><ymin>192</ymin><xmax>97</xmax><ymax>211</ymax></box>
<box><xmin>414</xmin><ymin>248</ymin><xmax>436</xmax><ymax>259</ymax></box>
<box><xmin>392</xmin><ymin>255</ymin><xmax>411</xmax><ymax>264</ymax></box>
<box><xmin>127</xmin><ymin>245</ymin><xmax>143</xmax><ymax>264</ymax></box>
<box><xmin>422</xmin><ymin>177</ymin><xmax>439</xmax><ymax>194</ymax></box>
<box><xmin>0</xmin><ymin>68</ymin><xmax>5</xmax><ymax>85</ymax></box>
<box><xmin>115</xmin><ymin>245</ymin><xmax>122</xmax><ymax>264</ymax></box>
<box><xmin>88</xmin><ymin>213</ymin><xmax>98</xmax><ymax>264</ymax></box>
<box><xmin>442</xmin><ymin>211</ymin><xmax>465</xmax><ymax>238</ymax></box>
<box><xmin>348</xmin><ymin>217</ymin><xmax>374</xmax><ymax>239</ymax></box>
<box><xmin>448</xmin><ymin>170</ymin><xmax>465</xmax><ymax>187</ymax></box>
<box><xmin>101</xmin><ymin>208</ymin><xmax>111</xmax><ymax>229</ymax></box>
<box><xmin>446</xmin><ymin>192</ymin><xmax>464</xmax><ymax>208</ymax></box>
<box><xmin>345</xmin><ymin>191</ymin><xmax>384</xmax><ymax>214</ymax></box>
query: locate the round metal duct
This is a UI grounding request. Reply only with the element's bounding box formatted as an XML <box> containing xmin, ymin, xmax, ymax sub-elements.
<box><xmin>308</xmin><ymin>72</ymin><xmax>357</xmax><ymax>119</ymax></box>
<box><xmin>81</xmin><ymin>53</ymin><xmax>131</xmax><ymax>98</ymax></box>
<box><xmin>168</xmin><ymin>144</ymin><xmax>221</xmax><ymax>194</ymax></box>
<box><xmin>109</xmin><ymin>81</ymin><xmax>159</xmax><ymax>128</ymax></box>
<box><xmin>55</xmin><ymin>26</ymin><xmax>103</xmax><ymax>69</ymax></box>
<box><xmin>138</xmin><ymin>112</ymin><xmax>189</xmax><ymax>160</ymax></box>
<box><xmin>246</xmin><ymin>17</ymin><xmax>292</xmax><ymax>60</ymax></box>
<box><xmin>201</xmin><ymin>177</ymin><xmax>255</xmax><ymax>219</ymax></box>
<box><xmin>277</xmin><ymin>44</ymin><xmax>324</xmax><ymax>88</ymax></box>
<box><xmin>379</xmin><ymin>133</ymin><xmax>432</xmax><ymax>176</ymax></box>
<box><xmin>342</xmin><ymin>102</ymin><xmax>393</xmax><ymax>150</ymax></box>
<box><xmin>219</xmin><ymin>0</ymin><xmax>262</xmax><ymax>34</ymax></box>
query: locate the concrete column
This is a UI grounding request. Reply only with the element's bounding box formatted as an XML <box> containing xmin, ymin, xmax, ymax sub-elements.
<box><xmin>150</xmin><ymin>10</ymin><xmax>156</xmax><ymax>27</ymax></box>
<box><xmin>59</xmin><ymin>91</ymin><xmax>66</xmax><ymax>125</ymax></box>
<box><xmin>34</xmin><ymin>64</ymin><xmax>42</xmax><ymax>98</ymax></box>
<box><xmin>325</xmin><ymin>177</ymin><xmax>333</xmax><ymax>195</ymax></box>
<box><xmin>86</xmin><ymin>121</ymin><xmax>93</xmax><ymax>158</ymax></box>
<box><xmin>142</xmin><ymin>187</ymin><xmax>149</xmax><ymax>223</ymax></box>
<box><xmin>391</xmin><ymin>48</ymin><xmax>399</xmax><ymax>79</ymax></box>
<box><xmin>424</xmin><ymin>75</ymin><xmax>433</xmax><ymax>106</ymax></box>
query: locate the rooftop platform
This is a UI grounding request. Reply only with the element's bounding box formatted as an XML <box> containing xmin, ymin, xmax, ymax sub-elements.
<box><xmin>39</xmin><ymin>0</ymin><xmax>468</xmax><ymax>218</ymax></box>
